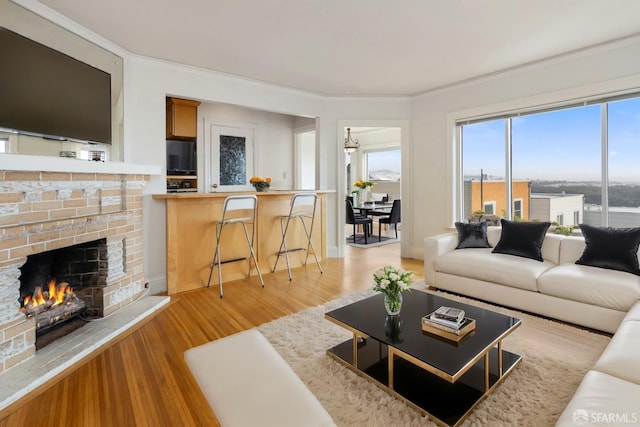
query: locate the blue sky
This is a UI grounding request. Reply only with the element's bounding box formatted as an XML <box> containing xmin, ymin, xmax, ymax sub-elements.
<box><xmin>463</xmin><ymin>97</ymin><xmax>640</xmax><ymax>182</ymax></box>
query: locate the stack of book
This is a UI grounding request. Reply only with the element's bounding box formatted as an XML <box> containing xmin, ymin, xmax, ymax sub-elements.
<box><xmin>421</xmin><ymin>306</ymin><xmax>476</xmax><ymax>342</ymax></box>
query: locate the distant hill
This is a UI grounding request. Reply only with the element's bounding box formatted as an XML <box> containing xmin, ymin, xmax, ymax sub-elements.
<box><xmin>531</xmin><ymin>181</ymin><xmax>640</xmax><ymax>208</ymax></box>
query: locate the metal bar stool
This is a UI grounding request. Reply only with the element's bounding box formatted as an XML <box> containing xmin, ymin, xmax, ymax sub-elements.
<box><xmin>272</xmin><ymin>192</ymin><xmax>323</xmax><ymax>280</ymax></box>
<box><xmin>207</xmin><ymin>195</ymin><xmax>264</xmax><ymax>297</ymax></box>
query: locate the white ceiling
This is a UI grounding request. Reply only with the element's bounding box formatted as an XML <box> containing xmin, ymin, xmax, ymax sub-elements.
<box><xmin>38</xmin><ymin>0</ymin><xmax>640</xmax><ymax>96</ymax></box>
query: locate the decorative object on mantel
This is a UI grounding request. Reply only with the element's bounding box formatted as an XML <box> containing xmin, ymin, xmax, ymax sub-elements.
<box><xmin>250</xmin><ymin>176</ymin><xmax>271</xmax><ymax>192</ymax></box>
<box><xmin>89</xmin><ymin>150</ymin><xmax>105</xmax><ymax>162</ymax></box>
<box><xmin>372</xmin><ymin>265</ymin><xmax>414</xmax><ymax>316</ymax></box>
<box><xmin>344</xmin><ymin>127</ymin><xmax>360</xmax><ymax>153</ymax></box>
<box><xmin>59</xmin><ymin>151</ymin><xmax>76</xmax><ymax>158</ymax></box>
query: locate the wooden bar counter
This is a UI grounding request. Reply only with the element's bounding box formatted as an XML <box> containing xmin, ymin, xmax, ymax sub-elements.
<box><xmin>153</xmin><ymin>190</ymin><xmax>331</xmax><ymax>295</ymax></box>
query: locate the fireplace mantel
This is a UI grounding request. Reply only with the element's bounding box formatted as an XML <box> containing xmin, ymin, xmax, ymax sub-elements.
<box><xmin>0</xmin><ymin>153</ymin><xmax>160</xmax><ymax>175</ymax></box>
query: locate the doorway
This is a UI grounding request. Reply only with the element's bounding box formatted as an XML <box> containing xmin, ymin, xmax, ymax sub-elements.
<box><xmin>343</xmin><ymin>127</ymin><xmax>403</xmax><ymax>250</ymax></box>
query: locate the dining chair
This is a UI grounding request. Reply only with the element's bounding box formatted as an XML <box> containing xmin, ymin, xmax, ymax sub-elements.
<box><xmin>346</xmin><ymin>200</ymin><xmax>372</xmax><ymax>244</ymax></box>
<box><xmin>378</xmin><ymin>199</ymin><xmax>401</xmax><ymax>241</ymax></box>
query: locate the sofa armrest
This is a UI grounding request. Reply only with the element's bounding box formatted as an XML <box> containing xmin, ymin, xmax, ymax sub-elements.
<box><xmin>424</xmin><ymin>232</ymin><xmax>458</xmax><ymax>286</ymax></box>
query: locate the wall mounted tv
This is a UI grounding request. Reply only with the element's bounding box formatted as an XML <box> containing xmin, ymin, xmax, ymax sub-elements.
<box><xmin>0</xmin><ymin>27</ymin><xmax>111</xmax><ymax>144</ymax></box>
<box><xmin>167</xmin><ymin>140</ymin><xmax>197</xmax><ymax>175</ymax></box>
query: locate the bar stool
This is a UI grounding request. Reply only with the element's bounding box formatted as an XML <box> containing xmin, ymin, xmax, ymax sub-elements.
<box><xmin>272</xmin><ymin>192</ymin><xmax>323</xmax><ymax>280</ymax></box>
<box><xmin>207</xmin><ymin>195</ymin><xmax>264</xmax><ymax>297</ymax></box>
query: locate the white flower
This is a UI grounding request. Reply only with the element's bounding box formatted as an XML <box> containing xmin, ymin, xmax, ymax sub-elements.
<box><xmin>373</xmin><ymin>265</ymin><xmax>414</xmax><ymax>296</ymax></box>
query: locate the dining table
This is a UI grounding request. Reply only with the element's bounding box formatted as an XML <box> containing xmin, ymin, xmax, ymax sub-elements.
<box><xmin>352</xmin><ymin>201</ymin><xmax>392</xmax><ymax>217</ymax></box>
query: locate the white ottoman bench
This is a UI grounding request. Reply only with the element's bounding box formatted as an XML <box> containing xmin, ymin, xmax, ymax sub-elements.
<box><xmin>184</xmin><ymin>328</ymin><xmax>335</xmax><ymax>427</ymax></box>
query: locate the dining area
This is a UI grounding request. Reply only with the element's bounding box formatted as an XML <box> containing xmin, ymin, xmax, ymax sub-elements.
<box><xmin>345</xmin><ymin>195</ymin><xmax>401</xmax><ymax>246</ymax></box>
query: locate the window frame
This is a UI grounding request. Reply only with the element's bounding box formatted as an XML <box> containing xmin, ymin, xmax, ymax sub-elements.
<box><xmin>364</xmin><ymin>147</ymin><xmax>401</xmax><ymax>182</ymax></box>
<box><xmin>457</xmin><ymin>92</ymin><xmax>640</xmax><ymax>227</ymax></box>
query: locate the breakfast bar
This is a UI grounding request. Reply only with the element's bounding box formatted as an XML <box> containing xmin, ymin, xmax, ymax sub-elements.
<box><xmin>153</xmin><ymin>191</ymin><xmax>331</xmax><ymax>295</ymax></box>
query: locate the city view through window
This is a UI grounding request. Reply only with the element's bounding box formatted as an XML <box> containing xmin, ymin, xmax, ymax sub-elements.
<box><xmin>367</xmin><ymin>148</ymin><xmax>401</xmax><ymax>181</ymax></box>
<box><xmin>461</xmin><ymin>96</ymin><xmax>640</xmax><ymax>228</ymax></box>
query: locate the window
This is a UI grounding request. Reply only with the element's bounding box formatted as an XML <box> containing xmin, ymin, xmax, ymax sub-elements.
<box><xmin>513</xmin><ymin>199</ymin><xmax>523</xmax><ymax>219</ymax></box>
<box><xmin>366</xmin><ymin>148</ymin><xmax>401</xmax><ymax>181</ymax></box>
<box><xmin>483</xmin><ymin>201</ymin><xmax>496</xmax><ymax>215</ymax></box>
<box><xmin>461</xmin><ymin>119</ymin><xmax>505</xmax><ymax>221</ymax></box>
<box><xmin>607</xmin><ymin>97</ymin><xmax>640</xmax><ymax>227</ymax></box>
<box><xmin>0</xmin><ymin>138</ymin><xmax>6</xmax><ymax>153</ymax></box>
<box><xmin>556</xmin><ymin>214</ymin><xmax>564</xmax><ymax>225</ymax></box>
<box><xmin>459</xmin><ymin>93</ymin><xmax>640</xmax><ymax>227</ymax></box>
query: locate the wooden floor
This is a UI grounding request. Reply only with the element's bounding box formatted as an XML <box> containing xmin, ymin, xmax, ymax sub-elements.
<box><xmin>0</xmin><ymin>240</ymin><xmax>423</xmax><ymax>427</ymax></box>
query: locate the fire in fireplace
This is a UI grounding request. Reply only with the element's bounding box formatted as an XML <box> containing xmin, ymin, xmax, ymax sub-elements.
<box><xmin>19</xmin><ymin>238</ymin><xmax>108</xmax><ymax>348</ymax></box>
<box><xmin>20</xmin><ymin>279</ymin><xmax>86</xmax><ymax>331</ymax></box>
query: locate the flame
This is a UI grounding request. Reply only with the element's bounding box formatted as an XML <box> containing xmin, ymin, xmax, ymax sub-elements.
<box><xmin>21</xmin><ymin>279</ymin><xmax>74</xmax><ymax>313</ymax></box>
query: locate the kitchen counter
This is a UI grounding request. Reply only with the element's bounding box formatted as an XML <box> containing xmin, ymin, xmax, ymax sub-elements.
<box><xmin>153</xmin><ymin>190</ymin><xmax>332</xmax><ymax>294</ymax></box>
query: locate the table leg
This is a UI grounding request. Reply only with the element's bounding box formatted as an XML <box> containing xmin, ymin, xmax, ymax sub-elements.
<box><xmin>388</xmin><ymin>347</ymin><xmax>394</xmax><ymax>390</ymax></box>
<box><xmin>498</xmin><ymin>341</ymin><xmax>503</xmax><ymax>377</ymax></box>
<box><xmin>484</xmin><ymin>352</ymin><xmax>489</xmax><ymax>392</ymax></box>
<box><xmin>352</xmin><ymin>333</ymin><xmax>358</xmax><ymax>368</ymax></box>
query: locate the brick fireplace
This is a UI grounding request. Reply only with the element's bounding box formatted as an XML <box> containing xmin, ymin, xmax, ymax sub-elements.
<box><xmin>0</xmin><ymin>170</ymin><xmax>149</xmax><ymax>374</ymax></box>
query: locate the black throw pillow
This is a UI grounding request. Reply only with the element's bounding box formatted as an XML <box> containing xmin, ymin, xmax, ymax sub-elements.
<box><xmin>455</xmin><ymin>221</ymin><xmax>491</xmax><ymax>249</ymax></box>
<box><xmin>576</xmin><ymin>224</ymin><xmax>640</xmax><ymax>276</ymax></box>
<box><xmin>492</xmin><ymin>219</ymin><xmax>550</xmax><ymax>261</ymax></box>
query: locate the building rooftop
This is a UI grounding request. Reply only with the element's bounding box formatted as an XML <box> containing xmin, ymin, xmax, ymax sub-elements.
<box><xmin>531</xmin><ymin>193</ymin><xmax>583</xmax><ymax>199</ymax></box>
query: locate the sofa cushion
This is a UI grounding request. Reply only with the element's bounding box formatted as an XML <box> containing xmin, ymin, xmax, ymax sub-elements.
<box><xmin>576</xmin><ymin>224</ymin><xmax>640</xmax><ymax>276</ymax></box>
<box><xmin>433</xmin><ymin>248</ymin><xmax>555</xmax><ymax>292</ymax></box>
<box><xmin>558</xmin><ymin>236</ymin><xmax>587</xmax><ymax>264</ymax></box>
<box><xmin>486</xmin><ymin>226</ymin><xmax>503</xmax><ymax>247</ymax></box>
<box><xmin>455</xmin><ymin>221</ymin><xmax>491</xmax><ymax>249</ymax></box>
<box><xmin>492</xmin><ymin>219</ymin><xmax>550</xmax><ymax>261</ymax></box>
<box><xmin>624</xmin><ymin>301</ymin><xmax>640</xmax><ymax>322</ymax></box>
<box><xmin>593</xmin><ymin>320</ymin><xmax>640</xmax><ymax>385</ymax></box>
<box><xmin>556</xmin><ymin>370</ymin><xmax>640</xmax><ymax>427</ymax></box>
<box><xmin>537</xmin><ymin>264</ymin><xmax>640</xmax><ymax>311</ymax></box>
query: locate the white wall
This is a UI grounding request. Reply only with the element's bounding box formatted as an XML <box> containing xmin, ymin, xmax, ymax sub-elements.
<box><xmin>297</xmin><ymin>131</ymin><xmax>316</xmax><ymax>190</ymax></box>
<box><xmin>411</xmin><ymin>36</ymin><xmax>640</xmax><ymax>259</ymax></box>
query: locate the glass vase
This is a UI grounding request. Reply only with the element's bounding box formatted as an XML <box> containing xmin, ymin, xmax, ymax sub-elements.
<box><xmin>384</xmin><ymin>291</ymin><xmax>403</xmax><ymax>316</ymax></box>
<box><xmin>364</xmin><ymin>187</ymin><xmax>372</xmax><ymax>202</ymax></box>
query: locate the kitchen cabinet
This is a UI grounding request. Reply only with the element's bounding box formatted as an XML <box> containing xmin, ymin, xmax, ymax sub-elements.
<box><xmin>166</xmin><ymin>97</ymin><xmax>200</xmax><ymax>139</ymax></box>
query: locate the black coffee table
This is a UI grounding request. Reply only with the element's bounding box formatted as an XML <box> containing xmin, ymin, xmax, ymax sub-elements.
<box><xmin>325</xmin><ymin>290</ymin><xmax>522</xmax><ymax>427</ymax></box>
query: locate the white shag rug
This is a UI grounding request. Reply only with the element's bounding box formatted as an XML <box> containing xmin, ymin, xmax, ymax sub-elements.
<box><xmin>257</xmin><ymin>288</ymin><xmax>611</xmax><ymax>426</ymax></box>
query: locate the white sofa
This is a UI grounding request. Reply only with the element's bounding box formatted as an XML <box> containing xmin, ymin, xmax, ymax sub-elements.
<box><xmin>556</xmin><ymin>301</ymin><xmax>640</xmax><ymax>426</ymax></box>
<box><xmin>424</xmin><ymin>226</ymin><xmax>640</xmax><ymax>334</ymax></box>
<box><xmin>424</xmin><ymin>226</ymin><xmax>640</xmax><ymax>426</ymax></box>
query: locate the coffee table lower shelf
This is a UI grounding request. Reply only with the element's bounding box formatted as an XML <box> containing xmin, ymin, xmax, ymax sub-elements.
<box><xmin>327</xmin><ymin>338</ymin><xmax>522</xmax><ymax>427</ymax></box>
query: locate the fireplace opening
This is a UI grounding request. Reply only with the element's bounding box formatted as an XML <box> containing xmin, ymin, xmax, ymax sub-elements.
<box><xmin>19</xmin><ymin>238</ymin><xmax>108</xmax><ymax>349</ymax></box>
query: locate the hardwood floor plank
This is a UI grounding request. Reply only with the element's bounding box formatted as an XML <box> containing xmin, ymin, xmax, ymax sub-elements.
<box><xmin>0</xmin><ymin>243</ymin><xmax>421</xmax><ymax>426</ymax></box>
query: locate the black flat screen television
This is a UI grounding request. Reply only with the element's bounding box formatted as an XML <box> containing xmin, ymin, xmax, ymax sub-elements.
<box><xmin>167</xmin><ymin>140</ymin><xmax>197</xmax><ymax>175</ymax></box>
<box><xmin>0</xmin><ymin>26</ymin><xmax>112</xmax><ymax>144</ymax></box>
